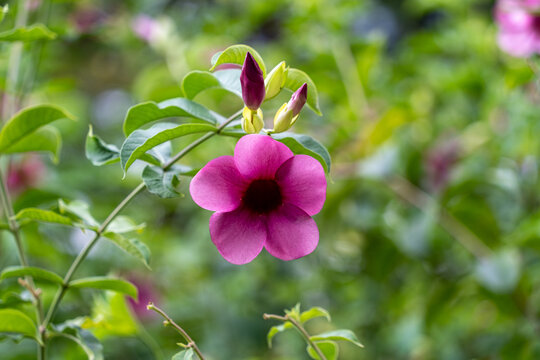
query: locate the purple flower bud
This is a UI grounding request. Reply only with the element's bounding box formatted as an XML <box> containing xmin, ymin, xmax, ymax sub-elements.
<box><xmin>289</xmin><ymin>83</ymin><xmax>308</xmax><ymax>116</ymax></box>
<box><xmin>241</xmin><ymin>52</ymin><xmax>265</xmax><ymax>110</ymax></box>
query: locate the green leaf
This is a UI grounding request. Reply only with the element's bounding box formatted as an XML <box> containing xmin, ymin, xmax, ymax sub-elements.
<box><xmin>120</xmin><ymin>122</ymin><xmax>216</xmax><ymax>174</ymax></box>
<box><xmin>58</xmin><ymin>200</ymin><xmax>99</xmax><ymax>228</ymax></box>
<box><xmin>283</xmin><ymin>68</ymin><xmax>322</xmax><ymax>115</ymax></box>
<box><xmin>102</xmin><ymin>232</ymin><xmax>151</xmax><ymax>269</ymax></box>
<box><xmin>107</xmin><ymin>216</ymin><xmax>145</xmax><ymax>234</ymax></box>
<box><xmin>210</xmin><ymin>44</ymin><xmax>266</xmax><ymax>76</ymax></box>
<box><xmin>69</xmin><ymin>277</ymin><xmax>138</xmax><ymax>299</ymax></box>
<box><xmin>53</xmin><ymin>322</ymin><xmax>103</xmax><ymax>360</ymax></box>
<box><xmin>1</xmin><ymin>266</ymin><xmax>63</xmax><ymax>285</ymax></box>
<box><xmin>0</xmin><ymin>24</ymin><xmax>56</xmax><ymax>42</ymax></box>
<box><xmin>85</xmin><ymin>126</ymin><xmax>120</xmax><ymax>166</ymax></box>
<box><xmin>307</xmin><ymin>341</ymin><xmax>339</xmax><ymax>360</ymax></box>
<box><xmin>0</xmin><ymin>309</ymin><xmax>37</xmax><ymax>341</ymax></box>
<box><xmin>310</xmin><ymin>330</ymin><xmax>364</xmax><ymax>348</ymax></box>
<box><xmin>142</xmin><ymin>165</ymin><xmax>189</xmax><ymax>198</ymax></box>
<box><xmin>15</xmin><ymin>208</ymin><xmax>73</xmax><ymax>226</ymax></box>
<box><xmin>300</xmin><ymin>307</ymin><xmax>331</xmax><ymax>323</ymax></box>
<box><xmin>0</xmin><ymin>104</ymin><xmax>74</xmax><ymax>153</ymax></box>
<box><xmin>475</xmin><ymin>248</ymin><xmax>521</xmax><ymax>294</ymax></box>
<box><xmin>271</xmin><ymin>133</ymin><xmax>331</xmax><ymax>173</ymax></box>
<box><xmin>3</xmin><ymin>126</ymin><xmax>62</xmax><ymax>162</ymax></box>
<box><xmin>123</xmin><ymin>98</ymin><xmax>224</xmax><ymax>136</ymax></box>
<box><xmin>172</xmin><ymin>348</ymin><xmax>194</xmax><ymax>360</ymax></box>
<box><xmin>0</xmin><ymin>5</ymin><xmax>8</xmax><ymax>24</ymax></box>
<box><xmin>267</xmin><ymin>323</ymin><xmax>293</xmax><ymax>347</ymax></box>
<box><xmin>182</xmin><ymin>69</ymin><xmax>242</xmax><ymax>99</ymax></box>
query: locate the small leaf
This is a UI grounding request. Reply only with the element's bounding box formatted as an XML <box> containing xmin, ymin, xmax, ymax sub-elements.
<box><xmin>182</xmin><ymin>69</ymin><xmax>242</xmax><ymax>99</ymax></box>
<box><xmin>307</xmin><ymin>341</ymin><xmax>339</xmax><ymax>360</ymax></box>
<box><xmin>172</xmin><ymin>348</ymin><xmax>194</xmax><ymax>360</ymax></box>
<box><xmin>271</xmin><ymin>133</ymin><xmax>331</xmax><ymax>173</ymax></box>
<box><xmin>85</xmin><ymin>126</ymin><xmax>120</xmax><ymax>166</ymax></box>
<box><xmin>3</xmin><ymin>126</ymin><xmax>62</xmax><ymax>162</ymax></box>
<box><xmin>69</xmin><ymin>277</ymin><xmax>138</xmax><ymax>299</ymax></box>
<box><xmin>102</xmin><ymin>232</ymin><xmax>151</xmax><ymax>269</ymax></box>
<box><xmin>123</xmin><ymin>98</ymin><xmax>224</xmax><ymax>136</ymax></box>
<box><xmin>310</xmin><ymin>329</ymin><xmax>364</xmax><ymax>348</ymax></box>
<box><xmin>107</xmin><ymin>216</ymin><xmax>145</xmax><ymax>234</ymax></box>
<box><xmin>120</xmin><ymin>122</ymin><xmax>216</xmax><ymax>174</ymax></box>
<box><xmin>283</xmin><ymin>68</ymin><xmax>321</xmax><ymax>115</ymax></box>
<box><xmin>53</xmin><ymin>321</ymin><xmax>103</xmax><ymax>360</ymax></box>
<box><xmin>0</xmin><ymin>104</ymin><xmax>74</xmax><ymax>153</ymax></box>
<box><xmin>1</xmin><ymin>266</ymin><xmax>64</xmax><ymax>285</ymax></box>
<box><xmin>142</xmin><ymin>165</ymin><xmax>188</xmax><ymax>198</ymax></box>
<box><xmin>0</xmin><ymin>309</ymin><xmax>37</xmax><ymax>341</ymax></box>
<box><xmin>0</xmin><ymin>24</ymin><xmax>56</xmax><ymax>42</ymax></box>
<box><xmin>267</xmin><ymin>323</ymin><xmax>293</xmax><ymax>347</ymax></box>
<box><xmin>300</xmin><ymin>307</ymin><xmax>331</xmax><ymax>324</ymax></box>
<box><xmin>58</xmin><ymin>200</ymin><xmax>99</xmax><ymax>228</ymax></box>
<box><xmin>210</xmin><ymin>44</ymin><xmax>266</xmax><ymax>76</ymax></box>
<box><xmin>15</xmin><ymin>208</ymin><xmax>73</xmax><ymax>226</ymax></box>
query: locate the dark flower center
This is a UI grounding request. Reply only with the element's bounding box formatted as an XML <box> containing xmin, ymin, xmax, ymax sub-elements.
<box><xmin>242</xmin><ymin>179</ymin><xmax>282</xmax><ymax>214</ymax></box>
<box><xmin>533</xmin><ymin>15</ymin><xmax>540</xmax><ymax>33</ymax></box>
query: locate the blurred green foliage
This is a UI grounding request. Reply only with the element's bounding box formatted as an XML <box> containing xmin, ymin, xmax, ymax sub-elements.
<box><xmin>2</xmin><ymin>0</ymin><xmax>540</xmax><ymax>358</ymax></box>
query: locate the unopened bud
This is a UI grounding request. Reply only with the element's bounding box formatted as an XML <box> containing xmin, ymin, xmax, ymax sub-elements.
<box><xmin>272</xmin><ymin>103</ymin><xmax>296</xmax><ymax>133</ymax></box>
<box><xmin>242</xmin><ymin>106</ymin><xmax>264</xmax><ymax>134</ymax></box>
<box><xmin>241</xmin><ymin>52</ymin><xmax>265</xmax><ymax>110</ymax></box>
<box><xmin>288</xmin><ymin>83</ymin><xmax>308</xmax><ymax>116</ymax></box>
<box><xmin>265</xmin><ymin>61</ymin><xmax>287</xmax><ymax>100</ymax></box>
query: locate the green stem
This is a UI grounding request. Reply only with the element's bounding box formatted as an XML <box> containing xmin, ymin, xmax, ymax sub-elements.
<box><xmin>263</xmin><ymin>313</ymin><xmax>327</xmax><ymax>360</ymax></box>
<box><xmin>148</xmin><ymin>303</ymin><xmax>205</xmax><ymax>360</ymax></box>
<box><xmin>41</xmin><ymin>108</ymin><xmax>242</xmax><ymax>332</ymax></box>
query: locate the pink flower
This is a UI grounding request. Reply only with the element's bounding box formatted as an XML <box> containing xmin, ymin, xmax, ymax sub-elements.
<box><xmin>495</xmin><ymin>0</ymin><xmax>540</xmax><ymax>57</ymax></box>
<box><xmin>132</xmin><ymin>15</ymin><xmax>158</xmax><ymax>43</ymax></box>
<box><xmin>7</xmin><ymin>155</ymin><xmax>45</xmax><ymax>195</ymax></box>
<box><xmin>190</xmin><ymin>134</ymin><xmax>327</xmax><ymax>265</ymax></box>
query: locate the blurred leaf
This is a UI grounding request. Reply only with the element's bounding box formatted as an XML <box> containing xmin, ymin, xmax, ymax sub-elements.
<box><xmin>142</xmin><ymin>165</ymin><xmax>187</xmax><ymax>198</ymax></box>
<box><xmin>307</xmin><ymin>341</ymin><xmax>339</xmax><ymax>360</ymax></box>
<box><xmin>0</xmin><ymin>104</ymin><xmax>74</xmax><ymax>153</ymax></box>
<box><xmin>120</xmin><ymin>122</ymin><xmax>216</xmax><ymax>173</ymax></box>
<box><xmin>102</xmin><ymin>232</ymin><xmax>151</xmax><ymax>269</ymax></box>
<box><xmin>182</xmin><ymin>69</ymin><xmax>242</xmax><ymax>99</ymax></box>
<box><xmin>107</xmin><ymin>216</ymin><xmax>145</xmax><ymax>234</ymax></box>
<box><xmin>0</xmin><ymin>5</ymin><xmax>8</xmax><ymax>24</ymax></box>
<box><xmin>300</xmin><ymin>307</ymin><xmax>331</xmax><ymax>323</ymax></box>
<box><xmin>0</xmin><ymin>24</ymin><xmax>56</xmax><ymax>42</ymax></box>
<box><xmin>172</xmin><ymin>348</ymin><xmax>194</xmax><ymax>360</ymax></box>
<box><xmin>81</xmin><ymin>292</ymin><xmax>137</xmax><ymax>338</ymax></box>
<box><xmin>123</xmin><ymin>98</ymin><xmax>223</xmax><ymax>136</ymax></box>
<box><xmin>0</xmin><ymin>309</ymin><xmax>38</xmax><ymax>342</ymax></box>
<box><xmin>58</xmin><ymin>200</ymin><xmax>99</xmax><ymax>228</ymax></box>
<box><xmin>15</xmin><ymin>208</ymin><xmax>74</xmax><ymax>226</ymax></box>
<box><xmin>53</xmin><ymin>321</ymin><xmax>103</xmax><ymax>360</ymax></box>
<box><xmin>283</xmin><ymin>68</ymin><xmax>321</xmax><ymax>115</ymax></box>
<box><xmin>475</xmin><ymin>248</ymin><xmax>521</xmax><ymax>293</ymax></box>
<box><xmin>210</xmin><ymin>44</ymin><xmax>266</xmax><ymax>76</ymax></box>
<box><xmin>3</xmin><ymin>126</ymin><xmax>61</xmax><ymax>162</ymax></box>
<box><xmin>85</xmin><ymin>126</ymin><xmax>120</xmax><ymax>166</ymax></box>
<box><xmin>310</xmin><ymin>329</ymin><xmax>364</xmax><ymax>348</ymax></box>
<box><xmin>69</xmin><ymin>277</ymin><xmax>138</xmax><ymax>299</ymax></box>
<box><xmin>271</xmin><ymin>133</ymin><xmax>331</xmax><ymax>173</ymax></box>
<box><xmin>1</xmin><ymin>266</ymin><xmax>63</xmax><ymax>285</ymax></box>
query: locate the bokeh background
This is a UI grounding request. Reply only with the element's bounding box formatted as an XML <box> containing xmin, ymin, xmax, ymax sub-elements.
<box><xmin>2</xmin><ymin>0</ymin><xmax>540</xmax><ymax>359</ymax></box>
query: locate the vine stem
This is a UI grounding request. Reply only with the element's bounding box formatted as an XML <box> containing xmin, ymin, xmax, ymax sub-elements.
<box><xmin>147</xmin><ymin>303</ymin><xmax>205</xmax><ymax>360</ymax></box>
<box><xmin>41</xmin><ymin>109</ymin><xmax>242</xmax><ymax>344</ymax></box>
<box><xmin>263</xmin><ymin>314</ymin><xmax>327</xmax><ymax>360</ymax></box>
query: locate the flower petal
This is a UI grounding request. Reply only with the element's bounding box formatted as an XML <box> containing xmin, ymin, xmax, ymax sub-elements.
<box><xmin>190</xmin><ymin>156</ymin><xmax>247</xmax><ymax>212</ymax></box>
<box><xmin>234</xmin><ymin>134</ymin><xmax>293</xmax><ymax>180</ymax></box>
<box><xmin>264</xmin><ymin>203</ymin><xmax>319</xmax><ymax>261</ymax></box>
<box><xmin>276</xmin><ymin>155</ymin><xmax>327</xmax><ymax>216</ymax></box>
<box><xmin>209</xmin><ymin>207</ymin><xmax>266</xmax><ymax>265</ymax></box>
